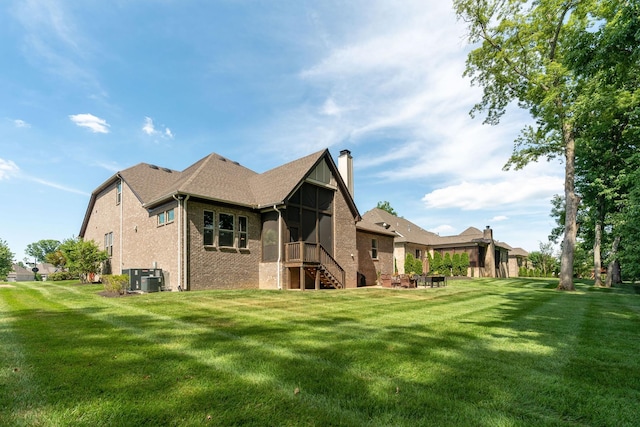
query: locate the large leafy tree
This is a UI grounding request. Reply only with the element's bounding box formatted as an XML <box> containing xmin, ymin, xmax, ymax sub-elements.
<box><xmin>453</xmin><ymin>0</ymin><xmax>625</xmax><ymax>291</ymax></box>
<box><xmin>618</xmin><ymin>161</ymin><xmax>640</xmax><ymax>281</ymax></box>
<box><xmin>376</xmin><ymin>201</ymin><xmax>398</xmax><ymax>216</ymax></box>
<box><xmin>569</xmin><ymin>1</ymin><xmax>640</xmax><ymax>286</ymax></box>
<box><xmin>25</xmin><ymin>239</ymin><xmax>61</xmax><ymax>263</ymax></box>
<box><xmin>58</xmin><ymin>237</ymin><xmax>108</xmax><ymax>284</ymax></box>
<box><xmin>0</xmin><ymin>238</ymin><xmax>14</xmax><ymax>280</ymax></box>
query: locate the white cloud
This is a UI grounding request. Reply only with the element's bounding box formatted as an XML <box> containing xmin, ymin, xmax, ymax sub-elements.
<box><xmin>491</xmin><ymin>215</ymin><xmax>509</xmax><ymax>222</ymax></box>
<box><xmin>142</xmin><ymin>117</ymin><xmax>155</xmax><ymax>135</ymax></box>
<box><xmin>14</xmin><ymin>119</ymin><xmax>31</xmax><ymax>128</ymax></box>
<box><xmin>142</xmin><ymin>117</ymin><xmax>173</xmax><ymax>139</ymax></box>
<box><xmin>0</xmin><ymin>158</ymin><xmax>20</xmax><ymax>180</ymax></box>
<box><xmin>69</xmin><ymin>113</ymin><xmax>110</xmax><ymax>133</ymax></box>
<box><xmin>422</xmin><ymin>174</ymin><xmax>563</xmax><ymax>211</ymax></box>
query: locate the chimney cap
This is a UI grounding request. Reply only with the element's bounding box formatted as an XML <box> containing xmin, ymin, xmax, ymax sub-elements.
<box><xmin>339</xmin><ymin>149</ymin><xmax>351</xmax><ymax>156</ymax></box>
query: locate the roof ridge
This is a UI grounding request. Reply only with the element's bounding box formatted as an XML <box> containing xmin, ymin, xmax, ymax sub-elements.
<box><xmin>180</xmin><ymin>153</ymin><xmax>217</xmax><ymax>189</ymax></box>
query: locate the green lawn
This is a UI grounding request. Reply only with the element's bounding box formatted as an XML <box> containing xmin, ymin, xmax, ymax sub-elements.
<box><xmin>1</xmin><ymin>279</ymin><xmax>639</xmax><ymax>426</ymax></box>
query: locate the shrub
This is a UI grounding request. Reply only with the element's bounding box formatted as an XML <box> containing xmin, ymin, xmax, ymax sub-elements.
<box><xmin>48</xmin><ymin>271</ymin><xmax>78</xmax><ymax>281</ymax></box>
<box><xmin>429</xmin><ymin>252</ymin><xmax>444</xmax><ymax>275</ymax></box>
<box><xmin>102</xmin><ymin>274</ymin><xmax>129</xmax><ymax>295</ymax></box>
<box><xmin>460</xmin><ymin>252</ymin><xmax>470</xmax><ymax>276</ymax></box>
<box><xmin>443</xmin><ymin>253</ymin><xmax>453</xmax><ymax>276</ymax></box>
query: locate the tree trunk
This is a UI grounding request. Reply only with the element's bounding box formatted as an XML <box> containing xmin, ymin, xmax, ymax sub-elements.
<box><xmin>593</xmin><ymin>217</ymin><xmax>603</xmax><ymax>287</ymax></box>
<box><xmin>558</xmin><ymin>122</ymin><xmax>577</xmax><ymax>291</ymax></box>
<box><xmin>605</xmin><ymin>236</ymin><xmax>621</xmax><ymax>287</ymax></box>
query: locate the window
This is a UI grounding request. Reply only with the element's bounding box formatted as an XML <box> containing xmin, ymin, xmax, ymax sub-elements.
<box><xmin>238</xmin><ymin>216</ymin><xmax>248</xmax><ymax>249</ymax></box>
<box><xmin>204</xmin><ymin>211</ymin><xmax>214</xmax><ymax>245</ymax></box>
<box><xmin>416</xmin><ymin>249</ymin><xmax>422</xmax><ymax>260</ymax></box>
<box><xmin>104</xmin><ymin>232</ymin><xmax>113</xmax><ymax>256</ymax></box>
<box><xmin>116</xmin><ymin>181</ymin><xmax>122</xmax><ymax>205</ymax></box>
<box><xmin>157</xmin><ymin>208</ymin><xmax>174</xmax><ymax>226</ymax></box>
<box><xmin>371</xmin><ymin>238</ymin><xmax>378</xmax><ymax>259</ymax></box>
<box><xmin>219</xmin><ymin>213</ymin><xmax>234</xmax><ymax>247</ymax></box>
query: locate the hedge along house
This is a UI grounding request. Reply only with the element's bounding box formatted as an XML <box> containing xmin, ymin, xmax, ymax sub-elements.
<box><xmin>79</xmin><ymin>149</ymin><xmax>362</xmax><ymax>291</ymax></box>
<box><xmin>361</xmin><ymin>208</ymin><xmax>441</xmax><ymax>275</ymax></box>
<box><xmin>361</xmin><ymin>208</ymin><xmax>512</xmax><ymax>278</ymax></box>
<box><xmin>429</xmin><ymin>226</ymin><xmax>511</xmax><ymax>278</ymax></box>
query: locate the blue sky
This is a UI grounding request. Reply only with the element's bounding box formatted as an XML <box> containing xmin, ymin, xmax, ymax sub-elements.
<box><xmin>1</xmin><ymin>0</ymin><xmax>564</xmax><ymax>263</ymax></box>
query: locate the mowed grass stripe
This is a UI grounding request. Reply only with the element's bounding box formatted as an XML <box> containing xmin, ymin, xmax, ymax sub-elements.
<box><xmin>3</xmin><ymin>279</ymin><xmax>640</xmax><ymax>426</ymax></box>
<box><xmin>6</xmin><ymin>283</ymin><xmax>422</xmax><ymax>425</ymax></box>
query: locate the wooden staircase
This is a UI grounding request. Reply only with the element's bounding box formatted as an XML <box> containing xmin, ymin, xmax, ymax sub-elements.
<box><xmin>304</xmin><ymin>265</ymin><xmax>343</xmax><ymax>289</ymax></box>
<box><xmin>285</xmin><ymin>242</ymin><xmax>345</xmax><ymax>289</ymax></box>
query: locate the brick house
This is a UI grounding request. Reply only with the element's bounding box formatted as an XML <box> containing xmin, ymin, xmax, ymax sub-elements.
<box><xmin>80</xmin><ymin>149</ymin><xmax>397</xmax><ymax>291</ymax></box>
<box><xmin>361</xmin><ymin>208</ymin><xmax>512</xmax><ymax>278</ymax></box>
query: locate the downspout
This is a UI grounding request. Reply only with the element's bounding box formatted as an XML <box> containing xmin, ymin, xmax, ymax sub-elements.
<box><xmin>183</xmin><ymin>195</ymin><xmax>189</xmax><ymax>290</ymax></box>
<box><xmin>273</xmin><ymin>205</ymin><xmax>282</xmax><ymax>290</ymax></box>
<box><xmin>119</xmin><ymin>176</ymin><xmax>123</xmax><ymax>274</ymax></box>
<box><xmin>173</xmin><ymin>194</ymin><xmax>190</xmax><ymax>291</ymax></box>
<box><xmin>173</xmin><ymin>194</ymin><xmax>182</xmax><ymax>291</ymax></box>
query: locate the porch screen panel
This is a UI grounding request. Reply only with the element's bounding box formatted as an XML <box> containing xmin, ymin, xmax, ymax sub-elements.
<box><xmin>262</xmin><ymin>211</ymin><xmax>279</xmax><ymax>262</ymax></box>
<box><xmin>301</xmin><ymin>184</ymin><xmax>316</xmax><ymax>208</ymax></box>
<box><xmin>317</xmin><ymin>186</ymin><xmax>333</xmax><ymax>211</ymax></box>
<box><xmin>301</xmin><ymin>209</ymin><xmax>317</xmax><ymax>244</ymax></box>
<box><xmin>318</xmin><ymin>213</ymin><xmax>332</xmax><ymax>256</ymax></box>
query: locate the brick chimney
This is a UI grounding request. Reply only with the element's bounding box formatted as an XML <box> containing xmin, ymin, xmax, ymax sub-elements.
<box><xmin>483</xmin><ymin>225</ymin><xmax>493</xmax><ymax>241</ymax></box>
<box><xmin>338</xmin><ymin>149</ymin><xmax>354</xmax><ymax>197</ymax></box>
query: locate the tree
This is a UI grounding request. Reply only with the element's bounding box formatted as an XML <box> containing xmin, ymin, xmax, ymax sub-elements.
<box><xmin>618</xmin><ymin>160</ymin><xmax>640</xmax><ymax>282</ymax></box>
<box><xmin>460</xmin><ymin>252</ymin><xmax>470</xmax><ymax>276</ymax></box>
<box><xmin>58</xmin><ymin>237</ymin><xmax>108</xmax><ymax>284</ymax></box>
<box><xmin>453</xmin><ymin>0</ymin><xmax>607</xmax><ymax>291</ymax></box>
<box><xmin>528</xmin><ymin>242</ymin><xmax>559</xmax><ymax>277</ymax></box>
<box><xmin>25</xmin><ymin>239</ymin><xmax>61</xmax><ymax>263</ymax></box>
<box><xmin>404</xmin><ymin>253</ymin><xmax>424</xmax><ymax>275</ymax></box>
<box><xmin>45</xmin><ymin>250</ymin><xmax>67</xmax><ymax>270</ymax></box>
<box><xmin>443</xmin><ymin>253</ymin><xmax>453</xmax><ymax>277</ymax></box>
<box><xmin>428</xmin><ymin>252</ymin><xmax>444</xmax><ymax>275</ymax></box>
<box><xmin>568</xmin><ymin>1</ymin><xmax>640</xmax><ymax>287</ymax></box>
<box><xmin>0</xmin><ymin>239</ymin><xmax>14</xmax><ymax>281</ymax></box>
<box><xmin>376</xmin><ymin>201</ymin><xmax>397</xmax><ymax>216</ymax></box>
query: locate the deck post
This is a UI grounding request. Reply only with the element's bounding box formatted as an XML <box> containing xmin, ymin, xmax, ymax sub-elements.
<box><xmin>315</xmin><ymin>268</ymin><xmax>320</xmax><ymax>290</ymax></box>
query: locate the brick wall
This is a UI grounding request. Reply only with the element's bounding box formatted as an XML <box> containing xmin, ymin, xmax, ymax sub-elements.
<box><xmin>356</xmin><ymin>230</ymin><xmax>394</xmax><ymax>286</ymax></box>
<box><xmin>333</xmin><ymin>187</ymin><xmax>358</xmax><ymax>288</ymax></box>
<box><xmin>186</xmin><ymin>201</ymin><xmax>261</xmax><ymax>290</ymax></box>
<box><xmin>82</xmin><ymin>180</ymin><xmax>182</xmax><ymax>289</ymax></box>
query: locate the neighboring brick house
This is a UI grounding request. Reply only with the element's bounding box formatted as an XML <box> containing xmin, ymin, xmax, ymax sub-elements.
<box><xmin>502</xmin><ymin>243</ymin><xmax>530</xmax><ymax>277</ymax></box>
<box><xmin>362</xmin><ymin>208</ymin><xmax>440</xmax><ymax>275</ymax></box>
<box><xmin>80</xmin><ymin>149</ymin><xmax>364</xmax><ymax>291</ymax></box>
<box><xmin>355</xmin><ymin>217</ymin><xmax>396</xmax><ymax>287</ymax></box>
<box><xmin>7</xmin><ymin>264</ymin><xmax>33</xmax><ymax>282</ymax></box>
<box><xmin>361</xmin><ymin>208</ymin><xmax>513</xmax><ymax>278</ymax></box>
<box><xmin>431</xmin><ymin>226</ymin><xmax>510</xmax><ymax>278</ymax></box>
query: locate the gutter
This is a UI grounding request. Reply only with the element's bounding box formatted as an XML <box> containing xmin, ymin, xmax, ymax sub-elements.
<box><xmin>172</xmin><ymin>194</ymin><xmax>190</xmax><ymax>291</ymax></box>
<box><xmin>273</xmin><ymin>204</ymin><xmax>282</xmax><ymax>290</ymax></box>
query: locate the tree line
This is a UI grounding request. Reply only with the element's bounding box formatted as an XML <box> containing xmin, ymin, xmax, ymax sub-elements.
<box><xmin>454</xmin><ymin>0</ymin><xmax>639</xmax><ymax>289</ymax></box>
<box><xmin>0</xmin><ymin>237</ymin><xmax>108</xmax><ymax>283</ymax></box>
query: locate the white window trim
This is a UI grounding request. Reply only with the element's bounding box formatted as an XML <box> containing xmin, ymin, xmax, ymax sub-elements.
<box><xmin>238</xmin><ymin>216</ymin><xmax>248</xmax><ymax>249</ymax></box>
<box><xmin>218</xmin><ymin>212</ymin><xmax>235</xmax><ymax>248</ymax></box>
<box><xmin>204</xmin><ymin>210</ymin><xmax>215</xmax><ymax>246</ymax></box>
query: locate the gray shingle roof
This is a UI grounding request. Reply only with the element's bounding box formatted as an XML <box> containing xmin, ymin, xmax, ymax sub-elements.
<box><xmin>80</xmin><ymin>149</ymin><xmax>359</xmax><ymax>236</ymax></box>
<box><xmin>361</xmin><ymin>208</ymin><xmax>441</xmax><ymax>245</ymax></box>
